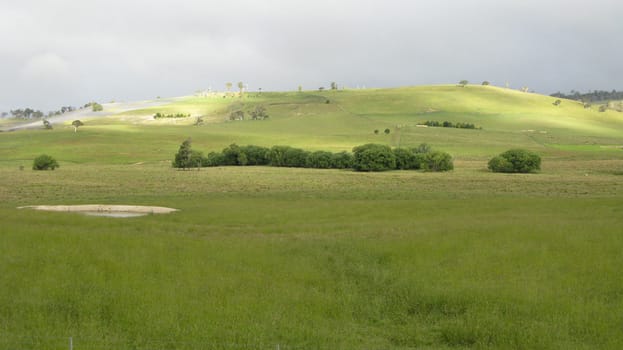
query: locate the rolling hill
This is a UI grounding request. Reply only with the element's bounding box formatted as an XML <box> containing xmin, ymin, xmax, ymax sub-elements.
<box><xmin>1</xmin><ymin>84</ymin><xmax>623</xmax><ymax>349</ymax></box>
<box><xmin>2</xmin><ymin>85</ymin><xmax>623</xmax><ymax>164</ymax></box>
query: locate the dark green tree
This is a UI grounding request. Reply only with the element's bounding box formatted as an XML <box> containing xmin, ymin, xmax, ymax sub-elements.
<box><xmin>306</xmin><ymin>151</ymin><xmax>334</xmax><ymax>169</ymax></box>
<box><xmin>268</xmin><ymin>146</ymin><xmax>308</xmax><ymax>167</ymax></box>
<box><xmin>172</xmin><ymin>138</ymin><xmax>201</xmax><ymax>169</ymax></box>
<box><xmin>421</xmin><ymin>151</ymin><xmax>454</xmax><ymax>172</ymax></box>
<box><xmin>250</xmin><ymin>106</ymin><xmax>269</xmax><ymax>120</ymax></box>
<box><xmin>222</xmin><ymin>143</ymin><xmax>248</xmax><ymax>166</ymax></box>
<box><xmin>331</xmin><ymin>151</ymin><xmax>354</xmax><ymax>169</ymax></box>
<box><xmin>71</xmin><ymin>120</ymin><xmax>84</xmax><ymax>132</ymax></box>
<box><xmin>352</xmin><ymin>144</ymin><xmax>396</xmax><ymax>172</ymax></box>
<box><xmin>488</xmin><ymin>149</ymin><xmax>541</xmax><ymax>173</ymax></box>
<box><xmin>33</xmin><ymin>154</ymin><xmax>59</xmax><ymax>170</ymax></box>
<box><xmin>239</xmin><ymin>145</ymin><xmax>270</xmax><ymax>165</ymax></box>
<box><xmin>393</xmin><ymin>148</ymin><xmax>417</xmax><ymax>170</ymax></box>
<box><xmin>92</xmin><ymin>102</ymin><xmax>103</xmax><ymax>112</ymax></box>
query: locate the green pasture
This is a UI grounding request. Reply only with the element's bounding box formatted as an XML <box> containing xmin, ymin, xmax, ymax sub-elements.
<box><xmin>1</xmin><ymin>85</ymin><xmax>623</xmax><ymax>349</ymax></box>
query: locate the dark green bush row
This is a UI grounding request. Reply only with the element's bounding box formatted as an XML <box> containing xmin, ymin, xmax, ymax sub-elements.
<box><xmin>353</xmin><ymin>143</ymin><xmax>453</xmax><ymax>172</ymax></box>
<box><xmin>202</xmin><ymin>144</ymin><xmax>354</xmax><ymax>169</ymax></box>
<box><xmin>154</xmin><ymin>112</ymin><xmax>190</xmax><ymax>119</ymax></box>
<box><xmin>488</xmin><ymin>149</ymin><xmax>541</xmax><ymax>173</ymax></box>
<box><xmin>173</xmin><ymin>140</ymin><xmax>453</xmax><ymax>172</ymax></box>
<box><xmin>419</xmin><ymin>120</ymin><xmax>478</xmax><ymax>129</ymax></box>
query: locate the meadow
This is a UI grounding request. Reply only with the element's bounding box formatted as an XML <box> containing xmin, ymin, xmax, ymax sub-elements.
<box><xmin>1</xmin><ymin>85</ymin><xmax>623</xmax><ymax>349</ymax></box>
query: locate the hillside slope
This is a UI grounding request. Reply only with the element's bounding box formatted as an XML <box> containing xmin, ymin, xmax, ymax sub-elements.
<box><xmin>2</xmin><ymin>85</ymin><xmax>622</xmax><ymax>163</ymax></box>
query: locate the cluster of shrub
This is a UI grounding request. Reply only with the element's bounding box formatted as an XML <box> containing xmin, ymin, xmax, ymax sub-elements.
<box><xmin>32</xmin><ymin>154</ymin><xmax>59</xmax><ymax>170</ymax></box>
<box><xmin>419</xmin><ymin>121</ymin><xmax>478</xmax><ymax>129</ymax></box>
<box><xmin>488</xmin><ymin>149</ymin><xmax>541</xmax><ymax>173</ymax></box>
<box><xmin>83</xmin><ymin>102</ymin><xmax>103</xmax><ymax>112</ymax></box>
<box><xmin>154</xmin><ymin>112</ymin><xmax>190</xmax><ymax>119</ymax></box>
<box><xmin>228</xmin><ymin>106</ymin><xmax>269</xmax><ymax>121</ymax></box>
<box><xmin>173</xmin><ymin>140</ymin><xmax>454</xmax><ymax>172</ymax></box>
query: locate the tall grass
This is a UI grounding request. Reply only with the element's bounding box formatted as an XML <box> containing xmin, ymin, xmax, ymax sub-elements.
<box><xmin>1</xmin><ymin>85</ymin><xmax>623</xmax><ymax>348</ymax></box>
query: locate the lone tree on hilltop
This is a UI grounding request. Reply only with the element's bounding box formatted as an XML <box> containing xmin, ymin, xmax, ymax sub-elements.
<box><xmin>553</xmin><ymin>99</ymin><xmax>561</xmax><ymax>106</ymax></box>
<box><xmin>226</xmin><ymin>82</ymin><xmax>233</xmax><ymax>93</ymax></box>
<box><xmin>92</xmin><ymin>102</ymin><xmax>103</xmax><ymax>112</ymax></box>
<box><xmin>71</xmin><ymin>120</ymin><xmax>83</xmax><ymax>132</ymax></box>
<box><xmin>330</xmin><ymin>82</ymin><xmax>338</xmax><ymax>90</ymax></box>
<box><xmin>459</xmin><ymin>80</ymin><xmax>469</xmax><ymax>87</ymax></box>
<box><xmin>482</xmin><ymin>81</ymin><xmax>490</xmax><ymax>86</ymax></box>
<box><xmin>237</xmin><ymin>82</ymin><xmax>244</xmax><ymax>96</ymax></box>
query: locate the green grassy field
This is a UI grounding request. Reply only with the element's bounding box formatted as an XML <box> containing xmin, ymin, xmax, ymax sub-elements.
<box><xmin>1</xmin><ymin>85</ymin><xmax>623</xmax><ymax>349</ymax></box>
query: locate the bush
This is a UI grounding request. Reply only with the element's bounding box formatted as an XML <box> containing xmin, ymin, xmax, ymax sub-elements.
<box><xmin>488</xmin><ymin>149</ymin><xmax>541</xmax><ymax>173</ymax></box>
<box><xmin>412</xmin><ymin>143</ymin><xmax>431</xmax><ymax>154</ymax></box>
<box><xmin>250</xmin><ymin>106</ymin><xmax>269</xmax><ymax>120</ymax></box>
<box><xmin>221</xmin><ymin>143</ymin><xmax>248</xmax><ymax>166</ymax></box>
<box><xmin>421</xmin><ymin>151</ymin><xmax>454</xmax><ymax>172</ymax></box>
<box><xmin>352</xmin><ymin>144</ymin><xmax>396</xmax><ymax>172</ymax></box>
<box><xmin>331</xmin><ymin>151</ymin><xmax>354</xmax><ymax>169</ymax></box>
<box><xmin>420</xmin><ymin>121</ymin><xmax>478</xmax><ymax>129</ymax></box>
<box><xmin>487</xmin><ymin>156</ymin><xmax>513</xmax><ymax>173</ymax></box>
<box><xmin>268</xmin><ymin>146</ymin><xmax>308</xmax><ymax>167</ymax></box>
<box><xmin>283</xmin><ymin>147</ymin><xmax>309</xmax><ymax>167</ymax></box>
<box><xmin>239</xmin><ymin>145</ymin><xmax>270</xmax><ymax>165</ymax></box>
<box><xmin>393</xmin><ymin>148</ymin><xmax>417</xmax><ymax>170</ymax></box>
<box><xmin>32</xmin><ymin>154</ymin><xmax>59</xmax><ymax>170</ymax></box>
<box><xmin>306</xmin><ymin>151</ymin><xmax>334</xmax><ymax>169</ymax></box>
<box><xmin>203</xmin><ymin>152</ymin><xmax>225</xmax><ymax>167</ymax></box>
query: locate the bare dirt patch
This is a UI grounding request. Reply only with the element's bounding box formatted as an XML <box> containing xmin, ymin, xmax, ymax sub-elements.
<box><xmin>18</xmin><ymin>204</ymin><xmax>178</xmax><ymax>216</ymax></box>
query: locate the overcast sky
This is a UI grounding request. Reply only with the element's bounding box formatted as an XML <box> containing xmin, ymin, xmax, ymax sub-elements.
<box><xmin>1</xmin><ymin>0</ymin><xmax>622</xmax><ymax>112</ymax></box>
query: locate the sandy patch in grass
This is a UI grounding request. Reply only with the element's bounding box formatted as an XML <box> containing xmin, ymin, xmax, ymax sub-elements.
<box><xmin>18</xmin><ymin>204</ymin><xmax>178</xmax><ymax>214</ymax></box>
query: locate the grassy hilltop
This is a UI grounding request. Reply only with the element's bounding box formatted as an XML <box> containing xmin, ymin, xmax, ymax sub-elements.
<box><xmin>1</xmin><ymin>85</ymin><xmax>623</xmax><ymax>349</ymax></box>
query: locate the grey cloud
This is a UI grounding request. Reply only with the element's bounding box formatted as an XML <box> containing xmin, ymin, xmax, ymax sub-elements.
<box><xmin>1</xmin><ymin>0</ymin><xmax>622</xmax><ymax>111</ymax></box>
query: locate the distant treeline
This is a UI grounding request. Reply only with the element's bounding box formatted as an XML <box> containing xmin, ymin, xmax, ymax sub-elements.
<box><xmin>4</xmin><ymin>107</ymin><xmax>74</xmax><ymax>119</ymax></box>
<box><xmin>2</xmin><ymin>102</ymin><xmax>106</xmax><ymax>119</ymax></box>
<box><xmin>418</xmin><ymin>121</ymin><xmax>479</xmax><ymax>129</ymax></box>
<box><xmin>550</xmin><ymin>90</ymin><xmax>623</xmax><ymax>102</ymax></box>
